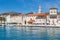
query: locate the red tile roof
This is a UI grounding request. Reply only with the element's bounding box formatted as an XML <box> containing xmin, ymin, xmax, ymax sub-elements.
<box><xmin>37</xmin><ymin>13</ymin><xmax>46</xmax><ymax>17</ymax></box>
<box><xmin>28</xmin><ymin>14</ymin><xmax>37</xmax><ymax>16</ymax></box>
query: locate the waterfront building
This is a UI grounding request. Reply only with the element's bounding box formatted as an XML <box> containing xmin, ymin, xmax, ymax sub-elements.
<box><xmin>6</xmin><ymin>13</ymin><xmax>23</xmax><ymax>24</ymax></box>
<box><xmin>1</xmin><ymin>6</ymin><xmax>60</xmax><ymax>25</ymax></box>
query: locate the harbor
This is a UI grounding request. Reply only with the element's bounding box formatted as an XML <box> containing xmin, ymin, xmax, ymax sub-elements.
<box><xmin>0</xmin><ymin>7</ymin><xmax>60</xmax><ymax>27</ymax></box>
<box><xmin>0</xmin><ymin>25</ymin><xmax>60</xmax><ymax>40</ymax></box>
<box><xmin>0</xmin><ymin>0</ymin><xmax>60</xmax><ymax>40</ymax></box>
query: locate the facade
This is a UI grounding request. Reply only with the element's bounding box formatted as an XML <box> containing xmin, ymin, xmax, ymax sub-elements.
<box><xmin>2</xmin><ymin>7</ymin><xmax>60</xmax><ymax>25</ymax></box>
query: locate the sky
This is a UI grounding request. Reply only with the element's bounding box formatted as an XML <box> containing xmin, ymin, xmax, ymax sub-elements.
<box><xmin>0</xmin><ymin>0</ymin><xmax>60</xmax><ymax>14</ymax></box>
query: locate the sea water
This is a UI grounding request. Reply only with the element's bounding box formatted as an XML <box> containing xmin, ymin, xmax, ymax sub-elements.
<box><xmin>0</xmin><ymin>26</ymin><xmax>60</xmax><ymax>40</ymax></box>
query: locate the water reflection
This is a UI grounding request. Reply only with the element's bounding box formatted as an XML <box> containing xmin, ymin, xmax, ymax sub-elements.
<box><xmin>0</xmin><ymin>26</ymin><xmax>60</xmax><ymax>40</ymax></box>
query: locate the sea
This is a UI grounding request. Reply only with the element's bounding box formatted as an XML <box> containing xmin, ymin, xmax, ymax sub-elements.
<box><xmin>0</xmin><ymin>25</ymin><xmax>60</xmax><ymax>40</ymax></box>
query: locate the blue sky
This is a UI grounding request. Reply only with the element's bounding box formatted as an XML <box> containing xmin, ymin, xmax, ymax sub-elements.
<box><xmin>0</xmin><ymin>0</ymin><xmax>60</xmax><ymax>14</ymax></box>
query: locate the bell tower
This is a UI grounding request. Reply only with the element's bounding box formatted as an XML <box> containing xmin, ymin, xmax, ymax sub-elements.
<box><xmin>38</xmin><ymin>6</ymin><xmax>42</xmax><ymax>13</ymax></box>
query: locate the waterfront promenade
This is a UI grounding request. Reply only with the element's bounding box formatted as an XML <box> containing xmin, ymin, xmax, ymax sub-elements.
<box><xmin>0</xmin><ymin>23</ymin><xmax>60</xmax><ymax>28</ymax></box>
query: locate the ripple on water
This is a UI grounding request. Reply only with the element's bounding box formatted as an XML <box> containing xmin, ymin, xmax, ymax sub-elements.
<box><xmin>0</xmin><ymin>26</ymin><xmax>60</xmax><ymax>40</ymax></box>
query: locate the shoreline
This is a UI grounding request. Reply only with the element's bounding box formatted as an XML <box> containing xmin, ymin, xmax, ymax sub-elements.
<box><xmin>0</xmin><ymin>23</ymin><xmax>60</xmax><ymax>28</ymax></box>
<box><xmin>3</xmin><ymin>24</ymin><xmax>60</xmax><ymax>28</ymax></box>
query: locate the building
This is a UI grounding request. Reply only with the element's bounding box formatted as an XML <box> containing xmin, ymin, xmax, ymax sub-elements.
<box><xmin>2</xmin><ymin>6</ymin><xmax>60</xmax><ymax>25</ymax></box>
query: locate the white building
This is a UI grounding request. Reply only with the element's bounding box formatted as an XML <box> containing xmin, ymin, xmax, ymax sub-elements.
<box><xmin>5</xmin><ymin>7</ymin><xmax>60</xmax><ymax>25</ymax></box>
<box><xmin>48</xmin><ymin>8</ymin><xmax>58</xmax><ymax>25</ymax></box>
<box><xmin>5</xmin><ymin>14</ymin><xmax>23</xmax><ymax>24</ymax></box>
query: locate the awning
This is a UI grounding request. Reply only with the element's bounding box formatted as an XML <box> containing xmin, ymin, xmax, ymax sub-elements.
<box><xmin>28</xmin><ymin>19</ymin><xmax>35</xmax><ymax>23</ymax></box>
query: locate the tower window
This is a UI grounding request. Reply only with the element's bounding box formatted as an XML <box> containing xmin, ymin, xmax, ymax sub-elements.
<box><xmin>51</xmin><ymin>11</ymin><xmax>53</xmax><ymax>13</ymax></box>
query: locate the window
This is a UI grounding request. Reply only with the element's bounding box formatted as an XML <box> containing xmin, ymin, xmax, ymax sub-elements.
<box><xmin>54</xmin><ymin>11</ymin><xmax>56</xmax><ymax>13</ymax></box>
<box><xmin>50</xmin><ymin>15</ymin><xmax>57</xmax><ymax>18</ymax></box>
<box><xmin>51</xmin><ymin>11</ymin><xmax>53</xmax><ymax>13</ymax></box>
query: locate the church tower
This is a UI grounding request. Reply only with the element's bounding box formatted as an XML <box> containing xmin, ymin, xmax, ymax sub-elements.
<box><xmin>38</xmin><ymin>6</ymin><xmax>42</xmax><ymax>13</ymax></box>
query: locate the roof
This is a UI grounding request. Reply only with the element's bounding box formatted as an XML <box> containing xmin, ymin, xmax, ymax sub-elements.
<box><xmin>50</xmin><ymin>7</ymin><xmax>58</xmax><ymax>10</ymax></box>
<box><xmin>1</xmin><ymin>12</ymin><xmax>60</xmax><ymax>17</ymax></box>
<box><xmin>37</xmin><ymin>13</ymin><xmax>46</xmax><ymax>17</ymax></box>
<box><xmin>28</xmin><ymin>14</ymin><xmax>37</xmax><ymax>16</ymax></box>
<box><xmin>2</xmin><ymin>12</ymin><xmax>18</xmax><ymax>16</ymax></box>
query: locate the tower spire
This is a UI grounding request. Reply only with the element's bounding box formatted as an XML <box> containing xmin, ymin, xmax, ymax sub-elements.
<box><xmin>38</xmin><ymin>6</ymin><xmax>42</xmax><ymax>13</ymax></box>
